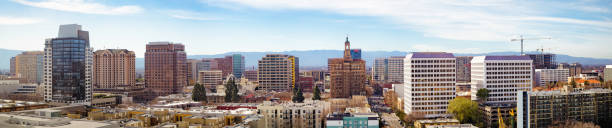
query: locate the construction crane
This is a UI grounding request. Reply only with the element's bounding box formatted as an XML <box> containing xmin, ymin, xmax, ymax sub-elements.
<box><xmin>509</xmin><ymin>35</ymin><xmax>552</xmax><ymax>55</ymax></box>
<box><xmin>498</xmin><ymin>108</ymin><xmax>516</xmax><ymax>128</ymax></box>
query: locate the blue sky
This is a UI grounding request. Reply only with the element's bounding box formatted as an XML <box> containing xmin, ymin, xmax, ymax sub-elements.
<box><xmin>0</xmin><ymin>0</ymin><xmax>611</xmax><ymax>58</ymax></box>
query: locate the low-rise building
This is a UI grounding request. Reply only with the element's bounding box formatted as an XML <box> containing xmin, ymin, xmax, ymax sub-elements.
<box><xmin>414</xmin><ymin>118</ymin><xmax>460</xmax><ymax>128</ymax></box>
<box><xmin>517</xmin><ymin>88</ymin><xmax>612</xmax><ymax>128</ymax></box>
<box><xmin>326</xmin><ymin>112</ymin><xmax>379</xmax><ymax>128</ymax></box>
<box><xmin>258</xmin><ymin>100</ymin><xmax>328</xmax><ymax>128</ymax></box>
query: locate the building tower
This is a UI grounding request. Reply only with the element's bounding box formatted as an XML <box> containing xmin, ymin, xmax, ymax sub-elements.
<box><xmin>471</xmin><ymin>56</ymin><xmax>533</xmax><ymax>104</ymax></box>
<box><xmin>145</xmin><ymin>42</ymin><xmax>187</xmax><ymax>97</ymax></box>
<box><xmin>43</xmin><ymin>24</ymin><xmax>93</xmax><ymax>105</ymax></box>
<box><xmin>328</xmin><ymin>37</ymin><xmax>367</xmax><ymax>98</ymax></box>
<box><xmin>257</xmin><ymin>54</ymin><xmax>299</xmax><ymax>91</ymax></box>
<box><xmin>403</xmin><ymin>52</ymin><xmax>456</xmax><ymax>118</ymax></box>
<box><xmin>93</xmin><ymin>49</ymin><xmax>136</xmax><ymax>89</ymax></box>
<box><xmin>13</xmin><ymin>51</ymin><xmax>44</xmax><ymax>84</ymax></box>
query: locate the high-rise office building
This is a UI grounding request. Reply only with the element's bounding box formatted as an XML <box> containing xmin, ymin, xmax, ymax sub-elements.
<box><xmin>244</xmin><ymin>70</ymin><xmax>258</xmax><ymax>82</ymax></box>
<box><xmin>350</xmin><ymin>49</ymin><xmax>362</xmax><ymax>60</ymax></box>
<box><xmin>372</xmin><ymin>56</ymin><xmax>404</xmax><ymax>83</ymax></box>
<box><xmin>470</xmin><ymin>56</ymin><xmax>532</xmax><ymax>104</ymax></box>
<box><xmin>187</xmin><ymin>59</ymin><xmax>199</xmax><ymax>85</ymax></box>
<box><xmin>328</xmin><ymin>37</ymin><xmax>366</xmax><ymax>98</ymax></box>
<box><xmin>198</xmin><ymin>70</ymin><xmax>223</xmax><ymax>90</ymax></box>
<box><xmin>145</xmin><ymin>42</ymin><xmax>187</xmax><ymax>97</ymax></box>
<box><xmin>605</xmin><ymin>65</ymin><xmax>612</xmax><ymax>82</ymax></box>
<box><xmin>214</xmin><ymin>56</ymin><xmax>233</xmax><ymax>78</ymax></box>
<box><xmin>10</xmin><ymin>57</ymin><xmax>16</xmax><ymax>76</ymax></box>
<box><xmin>13</xmin><ymin>51</ymin><xmax>44</xmax><ymax>84</ymax></box>
<box><xmin>43</xmin><ymin>24</ymin><xmax>93</xmax><ymax>105</ymax></box>
<box><xmin>517</xmin><ymin>89</ymin><xmax>612</xmax><ymax>128</ymax></box>
<box><xmin>93</xmin><ymin>49</ymin><xmax>135</xmax><ymax>89</ymax></box>
<box><xmin>232</xmin><ymin>54</ymin><xmax>245</xmax><ymax>78</ymax></box>
<box><xmin>455</xmin><ymin>56</ymin><xmax>473</xmax><ymax>83</ymax></box>
<box><xmin>534</xmin><ymin>69</ymin><xmax>569</xmax><ymax>86</ymax></box>
<box><xmin>526</xmin><ymin>53</ymin><xmax>557</xmax><ymax>69</ymax></box>
<box><xmin>569</xmin><ymin>63</ymin><xmax>582</xmax><ymax>77</ymax></box>
<box><xmin>403</xmin><ymin>52</ymin><xmax>456</xmax><ymax>118</ymax></box>
<box><xmin>258</xmin><ymin>54</ymin><xmax>299</xmax><ymax>91</ymax></box>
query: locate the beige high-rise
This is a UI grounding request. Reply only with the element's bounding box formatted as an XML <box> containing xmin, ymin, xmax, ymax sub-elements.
<box><xmin>258</xmin><ymin>54</ymin><xmax>299</xmax><ymax>91</ymax></box>
<box><xmin>93</xmin><ymin>49</ymin><xmax>136</xmax><ymax>89</ymax></box>
<box><xmin>198</xmin><ymin>70</ymin><xmax>223</xmax><ymax>90</ymax></box>
<box><xmin>13</xmin><ymin>51</ymin><xmax>43</xmax><ymax>84</ymax></box>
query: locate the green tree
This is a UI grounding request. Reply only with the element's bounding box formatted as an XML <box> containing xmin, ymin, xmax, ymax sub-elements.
<box><xmin>312</xmin><ymin>86</ymin><xmax>321</xmax><ymax>100</ymax></box>
<box><xmin>570</xmin><ymin>78</ymin><xmax>577</xmax><ymax>88</ymax></box>
<box><xmin>192</xmin><ymin>83</ymin><xmax>207</xmax><ymax>102</ymax></box>
<box><xmin>447</xmin><ymin>97</ymin><xmax>481</xmax><ymax>126</ymax></box>
<box><xmin>292</xmin><ymin>85</ymin><xmax>305</xmax><ymax>103</ymax></box>
<box><xmin>225</xmin><ymin>78</ymin><xmax>241</xmax><ymax>102</ymax></box>
<box><xmin>584</xmin><ymin>80</ymin><xmax>590</xmax><ymax>86</ymax></box>
<box><xmin>476</xmin><ymin>88</ymin><xmax>490</xmax><ymax>103</ymax></box>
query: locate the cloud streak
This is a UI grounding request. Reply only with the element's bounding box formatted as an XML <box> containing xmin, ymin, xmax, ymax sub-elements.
<box><xmin>0</xmin><ymin>16</ymin><xmax>42</xmax><ymax>25</ymax></box>
<box><xmin>202</xmin><ymin>0</ymin><xmax>611</xmax><ymax>42</ymax></box>
<box><xmin>164</xmin><ymin>10</ymin><xmax>222</xmax><ymax>21</ymax></box>
<box><xmin>11</xmin><ymin>0</ymin><xmax>143</xmax><ymax>15</ymax></box>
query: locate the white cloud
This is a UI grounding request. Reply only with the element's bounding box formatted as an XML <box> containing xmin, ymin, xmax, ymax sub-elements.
<box><xmin>11</xmin><ymin>0</ymin><xmax>143</xmax><ymax>15</ymax></box>
<box><xmin>164</xmin><ymin>10</ymin><xmax>222</xmax><ymax>21</ymax></box>
<box><xmin>0</xmin><ymin>16</ymin><xmax>42</xmax><ymax>25</ymax></box>
<box><xmin>202</xmin><ymin>0</ymin><xmax>611</xmax><ymax>42</ymax></box>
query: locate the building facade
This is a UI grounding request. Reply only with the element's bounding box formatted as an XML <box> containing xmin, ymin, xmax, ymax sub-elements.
<box><xmin>328</xmin><ymin>37</ymin><xmax>366</xmax><ymax>98</ymax></box>
<box><xmin>604</xmin><ymin>65</ymin><xmax>612</xmax><ymax>82</ymax></box>
<box><xmin>198</xmin><ymin>70</ymin><xmax>223</xmax><ymax>90</ymax></box>
<box><xmin>534</xmin><ymin>69</ymin><xmax>569</xmax><ymax>86</ymax></box>
<box><xmin>13</xmin><ymin>51</ymin><xmax>44</xmax><ymax>84</ymax></box>
<box><xmin>258</xmin><ymin>101</ymin><xmax>326</xmax><ymax>128</ymax></box>
<box><xmin>326</xmin><ymin>113</ymin><xmax>379</xmax><ymax>128</ymax></box>
<box><xmin>232</xmin><ymin>54</ymin><xmax>245</xmax><ymax>78</ymax></box>
<box><xmin>43</xmin><ymin>24</ymin><xmax>93</xmax><ymax>105</ymax></box>
<box><xmin>257</xmin><ymin>54</ymin><xmax>299</xmax><ymax>91</ymax></box>
<box><xmin>526</xmin><ymin>53</ymin><xmax>557</xmax><ymax>69</ymax></box>
<box><xmin>372</xmin><ymin>56</ymin><xmax>404</xmax><ymax>83</ymax></box>
<box><xmin>244</xmin><ymin>70</ymin><xmax>257</xmax><ymax>82</ymax></box>
<box><xmin>470</xmin><ymin>56</ymin><xmax>533</xmax><ymax>104</ymax></box>
<box><xmin>93</xmin><ymin>49</ymin><xmax>135</xmax><ymax>89</ymax></box>
<box><xmin>145</xmin><ymin>42</ymin><xmax>187</xmax><ymax>97</ymax></box>
<box><xmin>403</xmin><ymin>52</ymin><xmax>456</xmax><ymax>118</ymax></box>
<box><xmin>517</xmin><ymin>89</ymin><xmax>612</xmax><ymax>128</ymax></box>
<box><xmin>455</xmin><ymin>56</ymin><xmax>473</xmax><ymax>83</ymax></box>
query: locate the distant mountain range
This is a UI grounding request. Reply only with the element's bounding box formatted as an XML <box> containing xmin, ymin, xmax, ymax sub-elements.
<box><xmin>1</xmin><ymin>49</ymin><xmax>611</xmax><ymax>70</ymax></box>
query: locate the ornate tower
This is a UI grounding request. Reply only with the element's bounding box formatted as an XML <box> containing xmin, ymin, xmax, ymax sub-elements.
<box><xmin>344</xmin><ymin>37</ymin><xmax>351</xmax><ymax>60</ymax></box>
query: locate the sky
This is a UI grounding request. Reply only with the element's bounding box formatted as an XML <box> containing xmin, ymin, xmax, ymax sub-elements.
<box><xmin>0</xmin><ymin>0</ymin><xmax>611</xmax><ymax>58</ymax></box>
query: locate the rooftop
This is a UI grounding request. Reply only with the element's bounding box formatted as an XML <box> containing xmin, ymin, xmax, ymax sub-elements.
<box><xmin>411</xmin><ymin>52</ymin><xmax>454</xmax><ymax>58</ymax></box>
<box><xmin>484</xmin><ymin>55</ymin><xmax>531</xmax><ymax>60</ymax></box>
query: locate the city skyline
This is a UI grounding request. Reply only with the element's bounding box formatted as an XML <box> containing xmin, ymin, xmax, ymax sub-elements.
<box><xmin>0</xmin><ymin>0</ymin><xmax>611</xmax><ymax>59</ymax></box>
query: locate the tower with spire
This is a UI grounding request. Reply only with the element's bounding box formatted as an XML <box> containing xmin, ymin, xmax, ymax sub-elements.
<box><xmin>328</xmin><ymin>36</ymin><xmax>366</xmax><ymax>98</ymax></box>
<box><xmin>344</xmin><ymin>36</ymin><xmax>351</xmax><ymax>60</ymax></box>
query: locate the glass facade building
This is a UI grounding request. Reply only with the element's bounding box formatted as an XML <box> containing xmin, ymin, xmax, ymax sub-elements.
<box><xmin>43</xmin><ymin>24</ymin><xmax>93</xmax><ymax>105</ymax></box>
<box><xmin>232</xmin><ymin>54</ymin><xmax>245</xmax><ymax>78</ymax></box>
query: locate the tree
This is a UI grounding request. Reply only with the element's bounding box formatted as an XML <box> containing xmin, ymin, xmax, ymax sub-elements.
<box><xmin>192</xmin><ymin>83</ymin><xmax>207</xmax><ymax>102</ymax></box>
<box><xmin>584</xmin><ymin>80</ymin><xmax>590</xmax><ymax>86</ymax></box>
<box><xmin>312</xmin><ymin>85</ymin><xmax>321</xmax><ymax>100</ymax></box>
<box><xmin>570</xmin><ymin>78</ymin><xmax>577</xmax><ymax>88</ymax></box>
<box><xmin>447</xmin><ymin>97</ymin><xmax>481</xmax><ymax>125</ymax></box>
<box><xmin>476</xmin><ymin>88</ymin><xmax>490</xmax><ymax>103</ymax></box>
<box><xmin>225</xmin><ymin>78</ymin><xmax>240</xmax><ymax>102</ymax></box>
<box><xmin>292</xmin><ymin>85</ymin><xmax>305</xmax><ymax>103</ymax></box>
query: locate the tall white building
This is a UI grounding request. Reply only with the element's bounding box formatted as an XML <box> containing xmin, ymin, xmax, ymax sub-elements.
<box><xmin>44</xmin><ymin>24</ymin><xmax>93</xmax><ymax>105</ymax></box>
<box><xmin>404</xmin><ymin>52</ymin><xmax>456</xmax><ymax>118</ymax></box>
<box><xmin>372</xmin><ymin>56</ymin><xmax>404</xmax><ymax>83</ymax></box>
<box><xmin>535</xmin><ymin>69</ymin><xmax>569</xmax><ymax>86</ymax></box>
<box><xmin>471</xmin><ymin>56</ymin><xmax>532</xmax><ymax>104</ymax></box>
